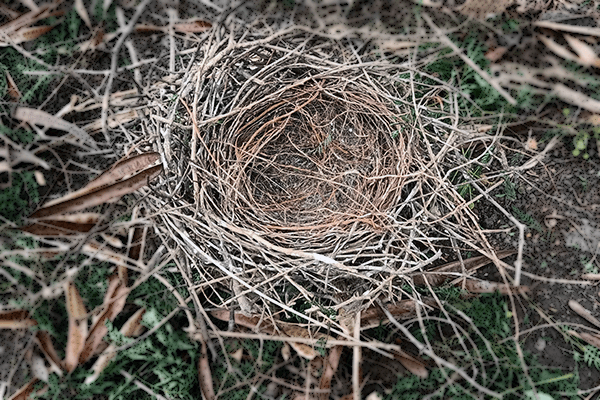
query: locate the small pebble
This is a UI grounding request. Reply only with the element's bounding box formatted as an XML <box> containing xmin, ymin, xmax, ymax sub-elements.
<box><xmin>535</xmin><ymin>338</ymin><xmax>546</xmax><ymax>352</ymax></box>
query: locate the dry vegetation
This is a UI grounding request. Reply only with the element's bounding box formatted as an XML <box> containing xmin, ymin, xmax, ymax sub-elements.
<box><xmin>1</xmin><ymin>0</ymin><xmax>600</xmax><ymax>399</ymax></box>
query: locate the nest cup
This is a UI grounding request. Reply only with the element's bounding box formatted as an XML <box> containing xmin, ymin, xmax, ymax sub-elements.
<box><xmin>204</xmin><ymin>77</ymin><xmax>412</xmax><ymax>248</ymax></box>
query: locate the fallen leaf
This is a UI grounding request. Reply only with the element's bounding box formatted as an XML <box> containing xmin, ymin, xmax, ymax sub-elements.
<box><xmin>485</xmin><ymin>47</ymin><xmax>507</xmax><ymax>62</ymax></box>
<box><xmin>64</xmin><ymin>282</ymin><xmax>88</xmax><ymax>372</ymax></box>
<box><xmin>74</xmin><ymin>0</ymin><xmax>92</xmax><ymax>29</ymax></box>
<box><xmin>198</xmin><ymin>339</ymin><xmax>215</xmax><ymax>400</ymax></box>
<box><xmin>20</xmin><ymin>220</ymin><xmax>96</xmax><ymax>236</ymax></box>
<box><xmin>5</xmin><ymin>70</ymin><xmax>21</xmax><ymax>101</ymax></box>
<box><xmin>85</xmin><ymin>308</ymin><xmax>145</xmax><ymax>385</ymax></box>
<box><xmin>539</xmin><ymin>35</ymin><xmax>579</xmax><ymax>63</ymax></box>
<box><xmin>35</xmin><ymin>331</ymin><xmax>63</xmax><ymax>375</ymax></box>
<box><xmin>462</xmin><ymin>279</ymin><xmax>529</xmax><ymax>294</ymax></box>
<box><xmin>0</xmin><ymin>309</ymin><xmax>37</xmax><ymax>329</ymax></box>
<box><xmin>210</xmin><ymin>309</ymin><xmax>276</xmax><ymax>334</ymax></box>
<box><xmin>458</xmin><ymin>0</ymin><xmax>514</xmax><ymax>19</ymax></box>
<box><xmin>360</xmin><ymin>300</ymin><xmax>428</xmax><ymax>330</ymax></box>
<box><xmin>30</xmin><ymin>164</ymin><xmax>162</xmax><ymax>219</ymax></box>
<box><xmin>79</xmin><ymin>279</ymin><xmax>129</xmax><ymax>364</ymax></box>
<box><xmin>7</xmin><ymin>378</ymin><xmax>38</xmax><ymax>400</ymax></box>
<box><xmin>173</xmin><ymin>20</ymin><xmax>212</xmax><ymax>33</ymax></box>
<box><xmin>569</xmin><ymin>300</ymin><xmax>600</xmax><ymax>329</ymax></box>
<box><xmin>413</xmin><ymin>250</ymin><xmax>516</xmax><ymax>286</ymax></box>
<box><xmin>13</xmin><ymin>107</ymin><xmax>96</xmax><ymax>149</ymax></box>
<box><xmin>319</xmin><ymin>345</ymin><xmax>343</xmax><ymax>400</ymax></box>
<box><xmin>564</xmin><ymin>35</ymin><xmax>599</xmax><ymax>67</ymax></box>
<box><xmin>393</xmin><ymin>349</ymin><xmax>429</xmax><ymax>378</ymax></box>
<box><xmin>43</xmin><ymin>153</ymin><xmax>160</xmax><ymax>207</ymax></box>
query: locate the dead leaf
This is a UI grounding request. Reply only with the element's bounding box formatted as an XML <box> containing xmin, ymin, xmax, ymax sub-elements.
<box><xmin>30</xmin><ymin>164</ymin><xmax>162</xmax><ymax>219</ymax></box>
<box><xmin>13</xmin><ymin>107</ymin><xmax>96</xmax><ymax>149</ymax></box>
<box><xmin>485</xmin><ymin>47</ymin><xmax>507</xmax><ymax>62</ymax></box>
<box><xmin>7</xmin><ymin>378</ymin><xmax>38</xmax><ymax>400</ymax></box>
<box><xmin>74</xmin><ymin>0</ymin><xmax>92</xmax><ymax>29</ymax></box>
<box><xmin>280</xmin><ymin>324</ymin><xmax>334</xmax><ymax>360</ymax></box>
<box><xmin>173</xmin><ymin>20</ymin><xmax>212</xmax><ymax>33</ymax></box>
<box><xmin>413</xmin><ymin>250</ymin><xmax>516</xmax><ymax>286</ymax></box>
<box><xmin>392</xmin><ymin>349</ymin><xmax>429</xmax><ymax>378</ymax></box>
<box><xmin>579</xmin><ymin>332</ymin><xmax>600</xmax><ymax>349</ymax></box>
<box><xmin>569</xmin><ymin>300</ymin><xmax>600</xmax><ymax>329</ymax></box>
<box><xmin>83</xmin><ymin>109</ymin><xmax>139</xmax><ymax>132</ymax></box>
<box><xmin>462</xmin><ymin>279</ymin><xmax>529</xmax><ymax>294</ymax></box>
<box><xmin>198</xmin><ymin>339</ymin><xmax>215</xmax><ymax>400</ymax></box>
<box><xmin>0</xmin><ymin>309</ymin><xmax>37</xmax><ymax>329</ymax></box>
<box><xmin>64</xmin><ymin>282</ymin><xmax>88</xmax><ymax>372</ymax></box>
<box><xmin>210</xmin><ymin>309</ymin><xmax>276</xmax><ymax>334</ymax></box>
<box><xmin>539</xmin><ymin>35</ymin><xmax>580</xmax><ymax>63</ymax></box>
<box><xmin>79</xmin><ymin>278</ymin><xmax>129</xmax><ymax>363</ymax></box>
<box><xmin>319</xmin><ymin>345</ymin><xmax>343</xmax><ymax>400</ymax></box>
<box><xmin>35</xmin><ymin>331</ymin><xmax>63</xmax><ymax>375</ymax></box>
<box><xmin>43</xmin><ymin>153</ymin><xmax>160</xmax><ymax>208</ymax></box>
<box><xmin>20</xmin><ymin>220</ymin><xmax>96</xmax><ymax>236</ymax></box>
<box><xmin>85</xmin><ymin>308</ymin><xmax>145</xmax><ymax>385</ymax></box>
<box><xmin>360</xmin><ymin>300</ymin><xmax>429</xmax><ymax>330</ymax></box>
<box><xmin>554</xmin><ymin>83</ymin><xmax>600</xmax><ymax>113</ymax></box>
<box><xmin>5</xmin><ymin>70</ymin><xmax>21</xmax><ymax>101</ymax></box>
<box><xmin>564</xmin><ymin>35</ymin><xmax>599</xmax><ymax>67</ymax></box>
<box><xmin>459</xmin><ymin>0</ymin><xmax>514</xmax><ymax>19</ymax></box>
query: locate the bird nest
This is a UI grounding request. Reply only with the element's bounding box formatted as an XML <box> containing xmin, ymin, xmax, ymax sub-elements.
<box><xmin>142</xmin><ymin>28</ymin><xmax>498</xmax><ymax>317</ymax></box>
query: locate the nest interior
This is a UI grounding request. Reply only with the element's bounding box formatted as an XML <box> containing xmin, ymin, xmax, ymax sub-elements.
<box><xmin>144</xmin><ymin>30</ymin><xmax>495</xmax><ymax>317</ymax></box>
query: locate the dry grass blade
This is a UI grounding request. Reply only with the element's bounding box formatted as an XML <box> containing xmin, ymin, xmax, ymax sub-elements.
<box><xmin>458</xmin><ymin>0</ymin><xmax>514</xmax><ymax>19</ymax></box>
<box><xmin>539</xmin><ymin>35</ymin><xmax>580</xmax><ymax>63</ymax></box>
<box><xmin>210</xmin><ymin>309</ymin><xmax>276</xmax><ymax>334</ymax></box>
<box><xmin>413</xmin><ymin>250</ymin><xmax>515</xmax><ymax>286</ymax></box>
<box><xmin>0</xmin><ymin>309</ymin><xmax>37</xmax><ymax>329</ymax></box>
<box><xmin>64</xmin><ymin>282</ymin><xmax>88</xmax><ymax>372</ymax></box>
<box><xmin>30</xmin><ymin>164</ymin><xmax>162</xmax><ymax>219</ymax></box>
<box><xmin>74</xmin><ymin>0</ymin><xmax>91</xmax><ymax>29</ymax></box>
<box><xmin>553</xmin><ymin>83</ymin><xmax>600</xmax><ymax>113</ymax></box>
<box><xmin>85</xmin><ymin>308</ymin><xmax>145</xmax><ymax>385</ymax></box>
<box><xmin>13</xmin><ymin>107</ymin><xmax>96</xmax><ymax>149</ymax></box>
<box><xmin>569</xmin><ymin>300</ymin><xmax>600</xmax><ymax>329</ymax></box>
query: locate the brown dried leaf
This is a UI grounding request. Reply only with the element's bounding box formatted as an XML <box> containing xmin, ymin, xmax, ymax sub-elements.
<box><xmin>174</xmin><ymin>20</ymin><xmax>212</xmax><ymax>33</ymax></box>
<box><xmin>485</xmin><ymin>47</ymin><xmax>507</xmax><ymax>62</ymax></box>
<box><xmin>413</xmin><ymin>250</ymin><xmax>516</xmax><ymax>286</ymax></box>
<box><xmin>83</xmin><ymin>109</ymin><xmax>138</xmax><ymax>132</ymax></box>
<box><xmin>64</xmin><ymin>282</ymin><xmax>88</xmax><ymax>372</ymax></box>
<box><xmin>20</xmin><ymin>220</ymin><xmax>96</xmax><ymax>236</ymax></box>
<box><xmin>459</xmin><ymin>0</ymin><xmax>514</xmax><ymax>19</ymax></box>
<box><xmin>198</xmin><ymin>339</ymin><xmax>215</xmax><ymax>400</ymax></box>
<box><xmin>360</xmin><ymin>299</ymin><xmax>432</xmax><ymax>330</ymax></box>
<box><xmin>35</xmin><ymin>331</ymin><xmax>63</xmax><ymax>374</ymax></box>
<box><xmin>43</xmin><ymin>153</ymin><xmax>160</xmax><ymax>207</ymax></box>
<box><xmin>564</xmin><ymin>34</ymin><xmax>599</xmax><ymax>67</ymax></box>
<box><xmin>319</xmin><ymin>345</ymin><xmax>343</xmax><ymax>400</ymax></box>
<box><xmin>392</xmin><ymin>349</ymin><xmax>428</xmax><ymax>378</ymax></box>
<box><xmin>84</xmin><ymin>308</ymin><xmax>145</xmax><ymax>385</ymax></box>
<box><xmin>210</xmin><ymin>309</ymin><xmax>276</xmax><ymax>334</ymax></box>
<box><xmin>7</xmin><ymin>378</ymin><xmax>38</xmax><ymax>400</ymax></box>
<box><xmin>13</xmin><ymin>107</ymin><xmax>96</xmax><ymax>148</ymax></box>
<box><xmin>462</xmin><ymin>279</ymin><xmax>529</xmax><ymax>294</ymax></box>
<box><xmin>569</xmin><ymin>300</ymin><xmax>600</xmax><ymax>329</ymax></box>
<box><xmin>280</xmin><ymin>324</ymin><xmax>334</xmax><ymax>360</ymax></box>
<box><xmin>30</xmin><ymin>164</ymin><xmax>162</xmax><ymax>219</ymax></box>
<box><xmin>79</xmin><ymin>281</ymin><xmax>130</xmax><ymax>363</ymax></box>
<box><xmin>0</xmin><ymin>309</ymin><xmax>37</xmax><ymax>329</ymax></box>
<box><xmin>5</xmin><ymin>70</ymin><xmax>21</xmax><ymax>101</ymax></box>
<box><xmin>74</xmin><ymin>0</ymin><xmax>92</xmax><ymax>29</ymax></box>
